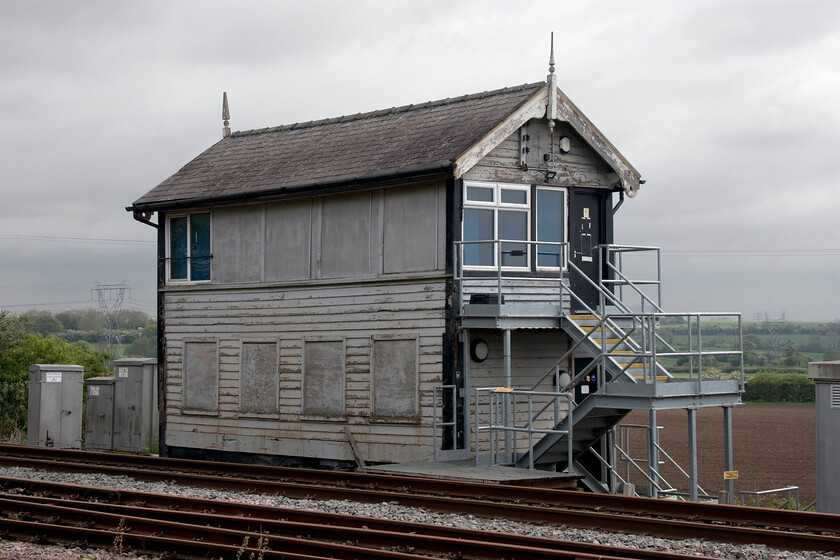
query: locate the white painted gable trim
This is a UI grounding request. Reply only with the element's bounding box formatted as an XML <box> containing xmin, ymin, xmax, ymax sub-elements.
<box><xmin>453</xmin><ymin>84</ymin><xmax>642</xmax><ymax>198</ymax></box>
<box><xmin>453</xmin><ymin>86</ymin><xmax>549</xmax><ymax>180</ymax></box>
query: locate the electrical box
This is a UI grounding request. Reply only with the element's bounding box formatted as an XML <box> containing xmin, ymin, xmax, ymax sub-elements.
<box><xmin>808</xmin><ymin>360</ymin><xmax>840</xmax><ymax>514</ymax></box>
<box><xmin>84</xmin><ymin>376</ymin><xmax>115</xmax><ymax>451</ymax></box>
<box><xmin>27</xmin><ymin>364</ymin><xmax>84</xmax><ymax>448</ymax></box>
<box><xmin>112</xmin><ymin>358</ymin><xmax>159</xmax><ymax>453</ymax></box>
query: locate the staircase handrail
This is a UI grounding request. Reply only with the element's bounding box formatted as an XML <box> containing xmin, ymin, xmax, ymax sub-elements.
<box><xmin>603</xmin><ymin>258</ymin><xmax>664</xmax><ymax>313</ymax></box>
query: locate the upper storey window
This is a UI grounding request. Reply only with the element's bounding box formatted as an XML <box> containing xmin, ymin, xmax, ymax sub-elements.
<box><xmin>462</xmin><ymin>181</ymin><xmax>566</xmax><ymax>271</ymax></box>
<box><xmin>168</xmin><ymin>212</ymin><xmax>211</xmax><ymax>283</ymax></box>
<box><xmin>463</xmin><ymin>182</ymin><xmax>530</xmax><ymax>269</ymax></box>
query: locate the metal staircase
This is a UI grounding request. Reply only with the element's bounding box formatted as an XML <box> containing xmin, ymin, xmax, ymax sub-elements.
<box><xmin>454</xmin><ymin>241</ymin><xmax>744</xmax><ymax>495</ymax></box>
<box><xmin>510</xmin><ymin>246</ymin><xmax>744</xmax><ymax>492</ymax></box>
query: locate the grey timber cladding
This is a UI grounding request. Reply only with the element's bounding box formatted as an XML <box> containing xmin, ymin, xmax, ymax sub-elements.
<box><xmin>208</xmin><ymin>183</ymin><xmax>445</xmax><ymax>284</ymax></box>
<box><xmin>240</xmin><ymin>341</ymin><xmax>279</xmax><ymax>415</ymax></box>
<box><xmin>130</xmin><ymin>83</ymin><xmax>544</xmax><ymax>209</ymax></box>
<box><xmin>213</xmin><ymin>206</ymin><xmax>262</xmax><ymax>283</ymax></box>
<box><xmin>372</xmin><ymin>338</ymin><xmax>419</xmax><ymax>418</ymax></box>
<box><xmin>303</xmin><ymin>339</ymin><xmax>346</xmax><ymax>417</ymax></box>
<box><xmin>183</xmin><ymin>341</ymin><xmax>218</xmax><ymax>412</ymax></box>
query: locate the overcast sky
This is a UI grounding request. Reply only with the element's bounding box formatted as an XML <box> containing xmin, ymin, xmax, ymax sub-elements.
<box><xmin>1</xmin><ymin>0</ymin><xmax>838</xmax><ymax>322</ymax></box>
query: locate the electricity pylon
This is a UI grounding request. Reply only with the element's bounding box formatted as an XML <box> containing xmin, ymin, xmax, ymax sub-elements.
<box><xmin>92</xmin><ymin>281</ymin><xmax>130</xmax><ymax>362</ymax></box>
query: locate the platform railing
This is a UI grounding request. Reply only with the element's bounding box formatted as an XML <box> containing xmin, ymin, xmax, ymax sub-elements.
<box><xmin>617</xmin><ymin>423</ymin><xmax>712</xmax><ymax>501</ymax></box>
<box><xmin>473</xmin><ymin>387</ymin><xmax>573</xmax><ymax>470</ymax></box>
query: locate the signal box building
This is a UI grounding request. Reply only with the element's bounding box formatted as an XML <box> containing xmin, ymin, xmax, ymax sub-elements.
<box><xmin>128</xmin><ymin>59</ymin><xmax>743</xmax><ymax>497</ymax></box>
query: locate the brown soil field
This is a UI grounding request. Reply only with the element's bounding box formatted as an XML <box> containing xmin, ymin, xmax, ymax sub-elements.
<box><xmin>620</xmin><ymin>403</ymin><xmax>816</xmax><ymax>508</ymax></box>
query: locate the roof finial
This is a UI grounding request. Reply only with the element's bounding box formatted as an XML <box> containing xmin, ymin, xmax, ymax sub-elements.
<box><xmin>546</xmin><ymin>33</ymin><xmax>558</xmax><ymax>132</ymax></box>
<box><xmin>222</xmin><ymin>92</ymin><xmax>231</xmax><ymax>139</ymax></box>
<box><xmin>549</xmin><ymin>31</ymin><xmax>555</xmax><ymax>75</ymax></box>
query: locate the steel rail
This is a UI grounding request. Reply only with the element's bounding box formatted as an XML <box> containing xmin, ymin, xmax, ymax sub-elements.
<box><xmin>1</xmin><ymin>474</ymin><xmax>835</xmax><ymax>554</ymax></box>
<box><xmin>1</xmin><ymin>444</ymin><xmax>836</xmax><ymax>536</ymax></box>
<box><xmin>0</xmin><ymin>494</ymin><xmax>663</xmax><ymax>560</ymax></box>
<box><xmin>0</xmin><ymin>477</ymin><xmax>694</xmax><ymax>560</ymax></box>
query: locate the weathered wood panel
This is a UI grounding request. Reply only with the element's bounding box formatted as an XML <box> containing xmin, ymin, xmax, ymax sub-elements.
<box><xmin>383</xmin><ymin>184</ymin><xmax>441</xmax><ymax>274</ymax></box>
<box><xmin>182</xmin><ymin>341</ymin><xmax>218</xmax><ymax>412</ymax></box>
<box><xmin>321</xmin><ymin>191</ymin><xmax>372</xmax><ymax>278</ymax></box>
<box><xmin>163</xmin><ymin>277</ymin><xmax>446</xmax><ymax>463</ymax></box>
<box><xmin>213</xmin><ymin>206</ymin><xmax>263</xmax><ymax>283</ymax></box>
<box><xmin>463</xmin><ymin>121</ymin><xmax>613</xmax><ymax>188</ymax></box>
<box><xmin>265</xmin><ymin>198</ymin><xmax>312</xmax><ymax>282</ymax></box>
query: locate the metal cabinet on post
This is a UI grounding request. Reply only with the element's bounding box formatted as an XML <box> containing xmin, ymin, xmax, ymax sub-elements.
<box><xmin>27</xmin><ymin>364</ymin><xmax>84</xmax><ymax>448</ymax></box>
<box><xmin>113</xmin><ymin>358</ymin><xmax>159</xmax><ymax>453</ymax></box>
<box><xmin>84</xmin><ymin>376</ymin><xmax>116</xmax><ymax>450</ymax></box>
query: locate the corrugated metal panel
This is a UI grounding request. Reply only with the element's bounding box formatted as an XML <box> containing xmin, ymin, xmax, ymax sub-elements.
<box><xmin>831</xmin><ymin>383</ymin><xmax>840</xmax><ymax>409</ymax></box>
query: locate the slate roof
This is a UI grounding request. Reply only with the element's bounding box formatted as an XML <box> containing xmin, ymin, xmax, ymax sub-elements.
<box><xmin>130</xmin><ymin>82</ymin><xmax>545</xmax><ymax>211</ymax></box>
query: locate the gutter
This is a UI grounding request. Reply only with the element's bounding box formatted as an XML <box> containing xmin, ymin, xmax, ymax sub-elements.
<box><xmin>132</xmin><ymin>210</ymin><xmax>158</xmax><ymax>229</ymax></box>
<box><xmin>126</xmin><ymin>163</ymin><xmax>457</xmax><ymax>214</ymax></box>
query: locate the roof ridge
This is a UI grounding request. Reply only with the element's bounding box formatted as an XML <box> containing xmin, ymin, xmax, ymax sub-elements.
<box><xmin>231</xmin><ymin>82</ymin><xmax>545</xmax><ymax>138</ymax></box>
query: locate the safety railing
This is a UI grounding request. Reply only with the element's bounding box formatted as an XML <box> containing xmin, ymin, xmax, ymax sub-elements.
<box><xmin>454</xmin><ymin>239</ymin><xmax>568</xmax><ymax>314</ymax></box>
<box><xmin>617</xmin><ymin>423</ymin><xmax>712</xmax><ymax>501</ymax></box>
<box><xmin>473</xmin><ymin>387</ymin><xmax>573</xmax><ymax>470</ymax></box>
<box><xmin>741</xmin><ymin>486</ymin><xmax>801</xmax><ymax>510</ymax></box>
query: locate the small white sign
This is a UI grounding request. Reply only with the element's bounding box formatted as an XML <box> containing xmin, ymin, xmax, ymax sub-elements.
<box><xmin>45</xmin><ymin>372</ymin><xmax>62</xmax><ymax>383</ymax></box>
<box><xmin>580</xmin><ymin>385</ymin><xmax>590</xmax><ymax>394</ymax></box>
<box><xmin>89</xmin><ymin>386</ymin><xmax>100</xmax><ymax>396</ymax></box>
<box><xmin>118</xmin><ymin>367</ymin><xmax>129</xmax><ymax>378</ymax></box>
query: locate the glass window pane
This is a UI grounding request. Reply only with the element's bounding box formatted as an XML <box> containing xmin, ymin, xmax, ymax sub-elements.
<box><xmin>190</xmin><ymin>213</ymin><xmax>211</xmax><ymax>281</ymax></box>
<box><xmin>169</xmin><ymin>216</ymin><xmax>187</xmax><ymax>279</ymax></box>
<box><xmin>463</xmin><ymin>208</ymin><xmax>494</xmax><ymax>266</ymax></box>
<box><xmin>501</xmin><ymin>188</ymin><xmax>527</xmax><ymax>205</ymax></box>
<box><xmin>466</xmin><ymin>185</ymin><xmax>494</xmax><ymax>203</ymax></box>
<box><xmin>499</xmin><ymin>210</ymin><xmax>527</xmax><ymax>267</ymax></box>
<box><xmin>537</xmin><ymin>189</ymin><xmax>565</xmax><ymax>267</ymax></box>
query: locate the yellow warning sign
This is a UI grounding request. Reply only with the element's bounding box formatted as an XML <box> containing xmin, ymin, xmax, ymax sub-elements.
<box><xmin>724</xmin><ymin>471</ymin><xmax>739</xmax><ymax>480</ymax></box>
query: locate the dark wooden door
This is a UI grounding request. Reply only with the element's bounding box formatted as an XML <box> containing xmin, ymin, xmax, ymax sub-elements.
<box><xmin>569</xmin><ymin>190</ymin><xmax>605</xmax><ymax>312</ymax></box>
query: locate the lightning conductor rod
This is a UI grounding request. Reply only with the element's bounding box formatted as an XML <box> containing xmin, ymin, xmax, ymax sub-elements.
<box><xmin>222</xmin><ymin>92</ymin><xmax>231</xmax><ymax>139</ymax></box>
<box><xmin>546</xmin><ymin>32</ymin><xmax>558</xmax><ymax>135</ymax></box>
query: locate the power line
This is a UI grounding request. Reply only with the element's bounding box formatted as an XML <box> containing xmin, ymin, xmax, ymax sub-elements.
<box><xmin>0</xmin><ymin>233</ymin><xmax>154</xmax><ymax>245</ymax></box>
<box><xmin>0</xmin><ymin>300</ymin><xmax>94</xmax><ymax>309</ymax></box>
<box><xmin>662</xmin><ymin>249</ymin><xmax>840</xmax><ymax>257</ymax></box>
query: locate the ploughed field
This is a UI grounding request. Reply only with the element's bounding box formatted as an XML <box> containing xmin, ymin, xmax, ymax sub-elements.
<box><xmin>620</xmin><ymin>403</ymin><xmax>816</xmax><ymax>508</ymax></box>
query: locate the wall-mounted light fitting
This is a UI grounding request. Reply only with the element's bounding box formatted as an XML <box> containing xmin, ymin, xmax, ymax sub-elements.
<box><xmin>558</xmin><ymin>136</ymin><xmax>571</xmax><ymax>154</ymax></box>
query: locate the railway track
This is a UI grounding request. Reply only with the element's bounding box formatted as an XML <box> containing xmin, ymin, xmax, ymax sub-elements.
<box><xmin>1</xmin><ymin>478</ymin><xmax>697</xmax><ymax>560</ymax></box>
<box><xmin>0</xmin><ymin>444</ymin><xmax>837</xmax><ymax>556</ymax></box>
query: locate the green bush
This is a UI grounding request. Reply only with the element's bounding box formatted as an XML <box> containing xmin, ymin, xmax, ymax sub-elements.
<box><xmin>744</xmin><ymin>372</ymin><xmax>814</xmax><ymax>403</ymax></box>
<box><xmin>0</xmin><ymin>331</ymin><xmax>109</xmax><ymax>440</ymax></box>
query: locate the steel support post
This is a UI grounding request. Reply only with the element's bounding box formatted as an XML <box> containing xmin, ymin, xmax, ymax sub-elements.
<box><xmin>503</xmin><ymin>328</ymin><xmax>512</xmax><ymax>462</ymax></box>
<box><xmin>724</xmin><ymin>405</ymin><xmax>734</xmax><ymax>505</ymax></box>
<box><xmin>688</xmin><ymin>407</ymin><xmax>698</xmax><ymax>501</ymax></box>
<box><xmin>649</xmin><ymin>407</ymin><xmax>660</xmax><ymax>498</ymax></box>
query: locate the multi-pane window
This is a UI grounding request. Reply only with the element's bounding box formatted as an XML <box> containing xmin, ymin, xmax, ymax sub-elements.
<box><xmin>168</xmin><ymin>212</ymin><xmax>211</xmax><ymax>282</ymax></box>
<box><xmin>462</xmin><ymin>181</ymin><xmax>566</xmax><ymax>270</ymax></box>
<box><xmin>463</xmin><ymin>182</ymin><xmax>530</xmax><ymax>268</ymax></box>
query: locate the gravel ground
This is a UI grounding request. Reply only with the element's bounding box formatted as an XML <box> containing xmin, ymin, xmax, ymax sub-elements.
<box><xmin>0</xmin><ymin>466</ymin><xmax>832</xmax><ymax>560</ymax></box>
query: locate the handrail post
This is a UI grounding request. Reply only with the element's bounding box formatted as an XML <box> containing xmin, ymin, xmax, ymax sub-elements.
<box><xmin>566</xmin><ymin>392</ymin><xmax>573</xmax><ymax>473</ymax></box>
<box><xmin>496</xmin><ymin>240</ymin><xmax>502</xmax><ymax>315</ymax></box>
<box><xmin>656</xmin><ymin>247</ymin><xmax>662</xmax><ymax>310</ymax></box>
<box><xmin>697</xmin><ymin>316</ymin><xmax>704</xmax><ymax>394</ymax></box>
<box><xmin>527</xmin><ymin>395</ymin><xmax>534</xmax><ymax>469</ymax></box>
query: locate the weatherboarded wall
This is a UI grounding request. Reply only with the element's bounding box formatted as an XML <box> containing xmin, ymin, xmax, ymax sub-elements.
<box><xmin>161</xmin><ymin>180</ymin><xmax>448</xmax><ymax>464</ymax></box>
